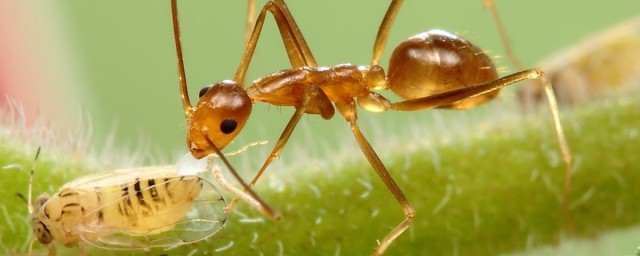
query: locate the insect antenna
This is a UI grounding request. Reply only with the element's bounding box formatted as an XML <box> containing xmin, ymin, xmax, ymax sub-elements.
<box><xmin>27</xmin><ymin>147</ymin><xmax>42</xmax><ymax>215</ymax></box>
<box><xmin>15</xmin><ymin>192</ymin><xmax>28</xmax><ymax>205</ymax></box>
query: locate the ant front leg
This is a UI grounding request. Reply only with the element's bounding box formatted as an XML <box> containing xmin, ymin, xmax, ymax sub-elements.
<box><xmin>234</xmin><ymin>0</ymin><xmax>317</xmax><ymax>84</ymax></box>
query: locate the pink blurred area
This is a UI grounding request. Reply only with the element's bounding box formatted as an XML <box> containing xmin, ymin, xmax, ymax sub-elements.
<box><xmin>0</xmin><ymin>1</ymin><xmax>83</xmax><ymax>128</ymax></box>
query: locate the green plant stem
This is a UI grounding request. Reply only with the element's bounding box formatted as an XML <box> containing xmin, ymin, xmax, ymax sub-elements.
<box><xmin>2</xmin><ymin>95</ymin><xmax>639</xmax><ymax>255</ymax></box>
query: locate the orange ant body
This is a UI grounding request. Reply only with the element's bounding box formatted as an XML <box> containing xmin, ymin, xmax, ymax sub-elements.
<box><xmin>171</xmin><ymin>0</ymin><xmax>572</xmax><ymax>254</ymax></box>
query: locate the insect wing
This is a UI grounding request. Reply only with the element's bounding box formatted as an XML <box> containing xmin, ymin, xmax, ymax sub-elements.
<box><xmin>63</xmin><ymin>165</ymin><xmax>179</xmax><ymax>188</ymax></box>
<box><xmin>64</xmin><ymin>166</ymin><xmax>227</xmax><ymax>249</ymax></box>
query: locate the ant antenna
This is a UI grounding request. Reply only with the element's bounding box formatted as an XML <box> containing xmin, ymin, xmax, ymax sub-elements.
<box><xmin>171</xmin><ymin>0</ymin><xmax>193</xmax><ymax>119</ymax></box>
<box><xmin>28</xmin><ymin>147</ymin><xmax>41</xmax><ymax>215</ymax></box>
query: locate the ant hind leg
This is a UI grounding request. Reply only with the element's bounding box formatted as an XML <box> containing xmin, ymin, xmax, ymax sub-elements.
<box><xmin>483</xmin><ymin>0</ymin><xmax>575</xmax><ymax>230</ymax></box>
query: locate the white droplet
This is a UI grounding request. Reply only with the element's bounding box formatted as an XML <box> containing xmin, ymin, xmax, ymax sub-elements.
<box><xmin>175</xmin><ymin>152</ymin><xmax>208</xmax><ymax>175</ymax></box>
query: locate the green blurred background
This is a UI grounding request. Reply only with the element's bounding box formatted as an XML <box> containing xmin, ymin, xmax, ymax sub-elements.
<box><xmin>36</xmin><ymin>0</ymin><xmax>639</xmax><ymax>164</ymax></box>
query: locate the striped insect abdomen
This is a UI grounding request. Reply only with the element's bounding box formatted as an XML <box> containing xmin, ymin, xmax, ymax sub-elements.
<box><xmin>95</xmin><ymin>176</ymin><xmax>203</xmax><ymax>236</ymax></box>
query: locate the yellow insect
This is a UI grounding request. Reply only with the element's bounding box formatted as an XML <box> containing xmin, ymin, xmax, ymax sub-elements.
<box><xmin>28</xmin><ymin>149</ymin><xmax>227</xmax><ymax>255</ymax></box>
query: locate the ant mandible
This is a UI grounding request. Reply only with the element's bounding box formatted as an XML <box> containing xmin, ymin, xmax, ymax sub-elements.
<box><xmin>170</xmin><ymin>0</ymin><xmax>573</xmax><ymax>254</ymax></box>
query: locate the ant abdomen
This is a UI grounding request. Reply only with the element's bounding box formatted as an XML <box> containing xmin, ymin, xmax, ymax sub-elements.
<box><xmin>387</xmin><ymin>30</ymin><xmax>499</xmax><ymax>109</ymax></box>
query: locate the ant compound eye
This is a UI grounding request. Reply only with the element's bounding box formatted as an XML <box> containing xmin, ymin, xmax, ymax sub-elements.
<box><xmin>220</xmin><ymin>118</ymin><xmax>237</xmax><ymax>134</ymax></box>
<box><xmin>199</xmin><ymin>85</ymin><xmax>213</xmax><ymax>98</ymax></box>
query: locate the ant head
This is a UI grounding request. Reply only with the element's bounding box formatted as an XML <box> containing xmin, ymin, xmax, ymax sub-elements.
<box><xmin>187</xmin><ymin>80</ymin><xmax>252</xmax><ymax>159</ymax></box>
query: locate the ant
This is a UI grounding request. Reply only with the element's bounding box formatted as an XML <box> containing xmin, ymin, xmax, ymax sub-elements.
<box><xmin>170</xmin><ymin>0</ymin><xmax>573</xmax><ymax>254</ymax></box>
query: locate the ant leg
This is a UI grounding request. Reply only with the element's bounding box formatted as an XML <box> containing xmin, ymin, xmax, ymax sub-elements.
<box><xmin>390</xmin><ymin>70</ymin><xmax>539</xmax><ymax>111</ymax></box>
<box><xmin>272</xmin><ymin>0</ymin><xmax>317</xmax><ymax>67</ymax></box>
<box><xmin>225</xmin><ymin>107</ymin><xmax>302</xmax><ymax>212</ymax></box>
<box><xmin>226</xmin><ymin>86</ymin><xmax>334</xmax><ymax>212</ymax></box>
<box><xmin>336</xmin><ymin>100</ymin><xmax>414</xmax><ymax>255</ymax></box>
<box><xmin>545</xmin><ymin>86</ymin><xmax>575</xmax><ymax>230</ymax></box>
<box><xmin>228</xmin><ymin>1</ymin><xmax>327</xmax><ymax>211</ymax></box>
<box><xmin>484</xmin><ymin>0</ymin><xmax>525</xmax><ymax>70</ymax></box>
<box><xmin>484</xmin><ymin>0</ymin><xmax>575</xmax><ymax>228</ymax></box>
<box><xmin>175</xmin><ymin>0</ymin><xmax>317</xmax><ymax>113</ymax></box>
<box><xmin>174</xmin><ymin>0</ymin><xmax>317</xmax><ymax>106</ymax></box>
<box><xmin>371</xmin><ymin>0</ymin><xmax>404</xmax><ymax>66</ymax></box>
<box><xmin>244</xmin><ymin>0</ymin><xmax>256</xmax><ymax>47</ymax></box>
<box><xmin>234</xmin><ymin>0</ymin><xmax>317</xmax><ymax>84</ymax></box>
<box><xmin>391</xmin><ymin>69</ymin><xmax>573</xmax><ymax>224</ymax></box>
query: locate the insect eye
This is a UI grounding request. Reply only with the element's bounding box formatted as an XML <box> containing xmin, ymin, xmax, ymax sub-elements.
<box><xmin>199</xmin><ymin>85</ymin><xmax>213</xmax><ymax>98</ymax></box>
<box><xmin>35</xmin><ymin>223</ymin><xmax>52</xmax><ymax>244</ymax></box>
<box><xmin>220</xmin><ymin>118</ymin><xmax>237</xmax><ymax>134</ymax></box>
